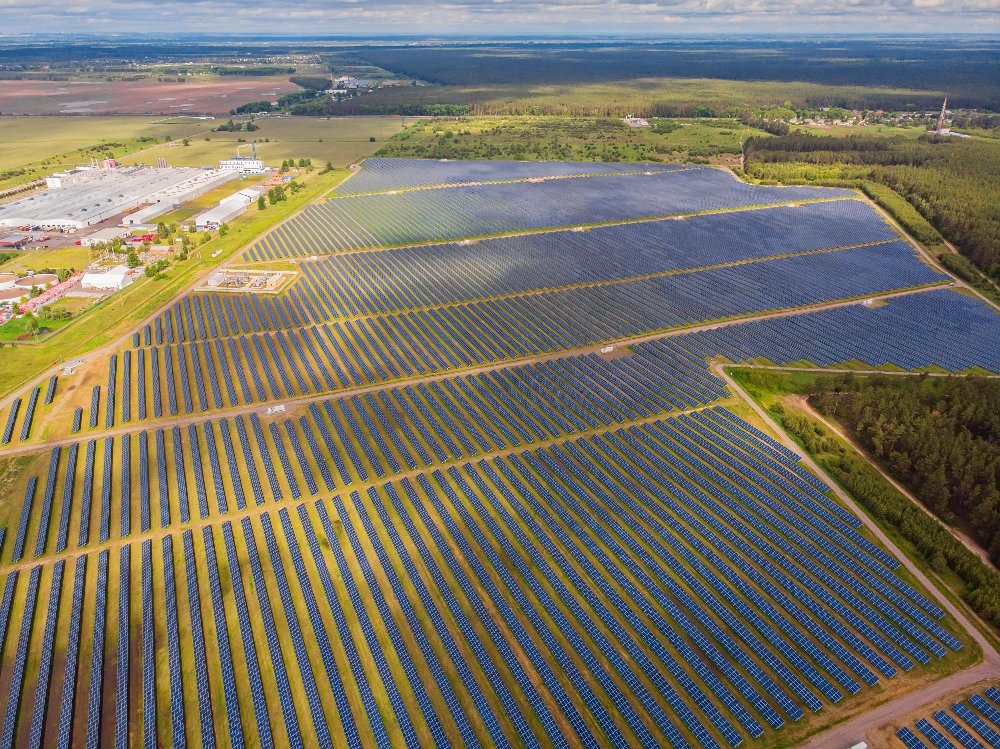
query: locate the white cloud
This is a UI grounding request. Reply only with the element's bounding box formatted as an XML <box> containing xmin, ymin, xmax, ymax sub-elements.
<box><xmin>0</xmin><ymin>0</ymin><xmax>997</xmax><ymax>32</ymax></box>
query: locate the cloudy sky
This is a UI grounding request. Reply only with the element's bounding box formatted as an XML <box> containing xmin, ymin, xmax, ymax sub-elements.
<box><xmin>4</xmin><ymin>0</ymin><xmax>1000</xmax><ymax>34</ymax></box>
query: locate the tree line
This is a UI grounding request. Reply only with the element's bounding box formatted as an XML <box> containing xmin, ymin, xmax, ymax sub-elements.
<box><xmin>746</xmin><ymin>133</ymin><xmax>1000</xmax><ymax>279</ymax></box>
<box><xmin>742</xmin><ymin>369</ymin><xmax>1000</xmax><ymax>630</ymax></box>
<box><xmin>809</xmin><ymin>374</ymin><xmax>1000</xmax><ymax>566</ymax></box>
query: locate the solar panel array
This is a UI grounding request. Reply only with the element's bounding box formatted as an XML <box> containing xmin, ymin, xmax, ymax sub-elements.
<box><xmin>333</xmin><ymin>157</ymin><xmax>690</xmax><ymax>194</ymax></box>
<box><xmin>60</xmin><ymin>247</ymin><xmax>948</xmax><ymax>430</ymax></box>
<box><xmin>894</xmin><ymin>688</ymin><xmax>1000</xmax><ymax>749</ymax></box>
<box><xmin>2</xmin><ymin>157</ymin><xmax>998</xmax><ymax>748</ymax></box>
<box><xmin>297</xmin><ymin>199</ymin><xmax>899</xmax><ymax>318</ymax></box>
<box><xmin>688</xmin><ymin>289</ymin><xmax>1000</xmax><ymax>373</ymax></box>
<box><xmin>252</xmin><ymin>167</ymin><xmax>856</xmax><ymax>258</ymax></box>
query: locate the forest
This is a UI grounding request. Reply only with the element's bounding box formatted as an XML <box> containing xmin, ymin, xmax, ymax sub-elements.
<box><xmin>374</xmin><ymin>117</ymin><xmax>764</xmax><ymax>164</ymax></box>
<box><xmin>745</xmin><ymin>133</ymin><xmax>1000</xmax><ymax>278</ymax></box>
<box><xmin>350</xmin><ymin>40</ymin><xmax>1000</xmax><ymax>110</ymax></box>
<box><xmin>736</xmin><ymin>369</ymin><xmax>1000</xmax><ymax>630</ymax></box>
<box><xmin>809</xmin><ymin>375</ymin><xmax>1000</xmax><ymax>566</ymax></box>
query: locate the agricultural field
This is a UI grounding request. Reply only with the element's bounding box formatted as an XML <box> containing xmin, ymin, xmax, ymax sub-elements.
<box><xmin>118</xmin><ymin>117</ymin><xmax>409</xmax><ymax>171</ymax></box>
<box><xmin>0</xmin><ymin>157</ymin><xmax>998</xmax><ymax>749</ymax></box>
<box><xmin>0</xmin><ymin>117</ymin><xmax>210</xmax><ymax>174</ymax></box>
<box><xmin>0</xmin><ymin>76</ymin><xmax>297</xmax><ymax>115</ymax></box>
<box><xmin>0</xmin><ymin>116</ymin><xmax>212</xmax><ymax>194</ymax></box>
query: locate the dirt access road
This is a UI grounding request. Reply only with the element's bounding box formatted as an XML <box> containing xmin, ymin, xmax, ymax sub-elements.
<box><xmin>717</xmin><ymin>365</ymin><xmax>1000</xmax><ymax>749</ymax></box>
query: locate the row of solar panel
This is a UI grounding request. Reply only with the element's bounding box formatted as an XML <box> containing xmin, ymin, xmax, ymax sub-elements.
<box><xmin>136</xmin><ymin>291</ymin><xmax>306</xmax><ymax>348</ymax></box>
<box><xmin>295</xmin><ymin>200</ymin><xmax>898</xmax><ymax>318</ymax></box>
<box><xmin>331</xmin><ymin>157</ymin><xmax>690</xmax><ymax>195</ymax></box>
<box><xmin>251</xmin><ymin>167</ymin><xmax>854</xmax><ymax>258</ymax></box>
<box><xmin>896</xmin><ymin>687</ymin><xmax>1000</xmax><ymax>748</ymax></box>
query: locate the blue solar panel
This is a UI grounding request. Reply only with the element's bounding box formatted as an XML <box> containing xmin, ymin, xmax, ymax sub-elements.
<box><xmin>0</xmin><ymin>566</ymin><xmax>42</xmax><ymax>749</ymax></box>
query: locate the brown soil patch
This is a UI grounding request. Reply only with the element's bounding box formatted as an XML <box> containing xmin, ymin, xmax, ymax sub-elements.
<box><xmin>0</xmin><ymin>78</ymin><xmax>298</xmax><ymax>115</ymax></box>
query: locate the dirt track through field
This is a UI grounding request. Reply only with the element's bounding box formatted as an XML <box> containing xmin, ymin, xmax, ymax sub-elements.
<box><xmin>0</xmin><ymin>399</ymin><xmax>723</xmax><ymax>576</ymax></box>
<box><xmin>0</xmin><ymin>282</ymin><xmax>951</xmax><ymax>460</ymax></box>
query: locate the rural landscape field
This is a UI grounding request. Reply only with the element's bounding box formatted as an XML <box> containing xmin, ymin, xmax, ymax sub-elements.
<box><xmin>0</xmin><ymin>27</ymin><xmax>998</xmax><ymax>749</ymax></box>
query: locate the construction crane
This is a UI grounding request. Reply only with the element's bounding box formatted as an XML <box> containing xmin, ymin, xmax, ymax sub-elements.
<box><xmin>234</xmin><ymin>141</ymin><xmax>258</xmax><ymax>160</ymax></box>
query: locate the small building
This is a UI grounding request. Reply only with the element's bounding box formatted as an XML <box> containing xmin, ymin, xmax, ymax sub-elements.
<box><xmin>0</xmin><ymin>233</ymin><xmax>30</xmax><ymax>249</ymax></box>
<box><xmin>81</xmin><ymin>265</ymin><xmax>134</xmax><ymax>291</ymax></box>
<box><xmin>194</xmin><ymin>189</ymin><xmax>260</xmax><ymax>231</ymax></box>
<box><xmin>124</xmin><ymin>202</ymin><xmax>172</xmax><ymax>226</ymax></box>
<box><xmin>80</xmin><ymin>227</ymin><xmax>131</xmax><ymax>247</ymax></box>
<box><xmin>218</xmin><ymin>158</ymin><xmax>266</xmax><ymax>175</ymax></box>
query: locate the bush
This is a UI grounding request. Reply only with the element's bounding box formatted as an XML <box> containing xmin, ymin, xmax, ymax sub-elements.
<box><xmin>289</xmin><ymin>75</ymin><xmax>333</xmax><ymax>91</ymax></box>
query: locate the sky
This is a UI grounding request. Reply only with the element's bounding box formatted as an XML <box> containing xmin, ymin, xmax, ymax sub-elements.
<box><xmin>2</xmin><ymin>0</ymin><xmax>999</xmax><ymax>35</ymax></box>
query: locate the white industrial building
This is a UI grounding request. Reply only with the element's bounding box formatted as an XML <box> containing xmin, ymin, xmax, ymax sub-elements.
<box><xmin>194</xmin><ymin>188</ymin><xmax>261</xmax><ymax>230</ymax></box>
<box><xmin>0</xmin><ymin>166</ymin><xmax>236</xmax><ymax>230</ymax></box>
<box><xmin>122</xmin><ymin>168</ymin><xmax>237</xmax><ymax>225</ymax></box>
<box><xmin>81</xmin><ymin>265</ymin><xmax>135</xmax><ymax>291</ymax></box>
<box><xmin>80</xmin><ymin>227</ymin><xmax>131</xmax><ymax>247</ymax></box>
<box><xmin>218</xmin><ymin>158</ymin><xmax>266</xmax><ymax>175</ymax></box>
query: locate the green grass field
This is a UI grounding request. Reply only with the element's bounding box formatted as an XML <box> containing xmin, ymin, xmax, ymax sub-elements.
<box><xmin>119</xmin><ymin>116</ymin><xmax>409</xmax><ymax>170</ymax></box>
<box><xmin>0</xmin><ymin>116</ymin><xmax>210</xmax><ymax>191</ymax></box>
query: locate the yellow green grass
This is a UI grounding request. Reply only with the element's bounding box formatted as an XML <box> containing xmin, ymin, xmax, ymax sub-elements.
<box><xmin>0</xmin><ymin>116</ymin><xmax>210</xmax><ymax>191</ymax></box>
<box><xmin>2</xmin><ymin>245</ymin><xmax>92</xmax><ymax>273</ymax></box>
<box><xmin>118</xmin><ymin>117</ymin><xmax>409</xmax><ymax>170</ymax></box>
